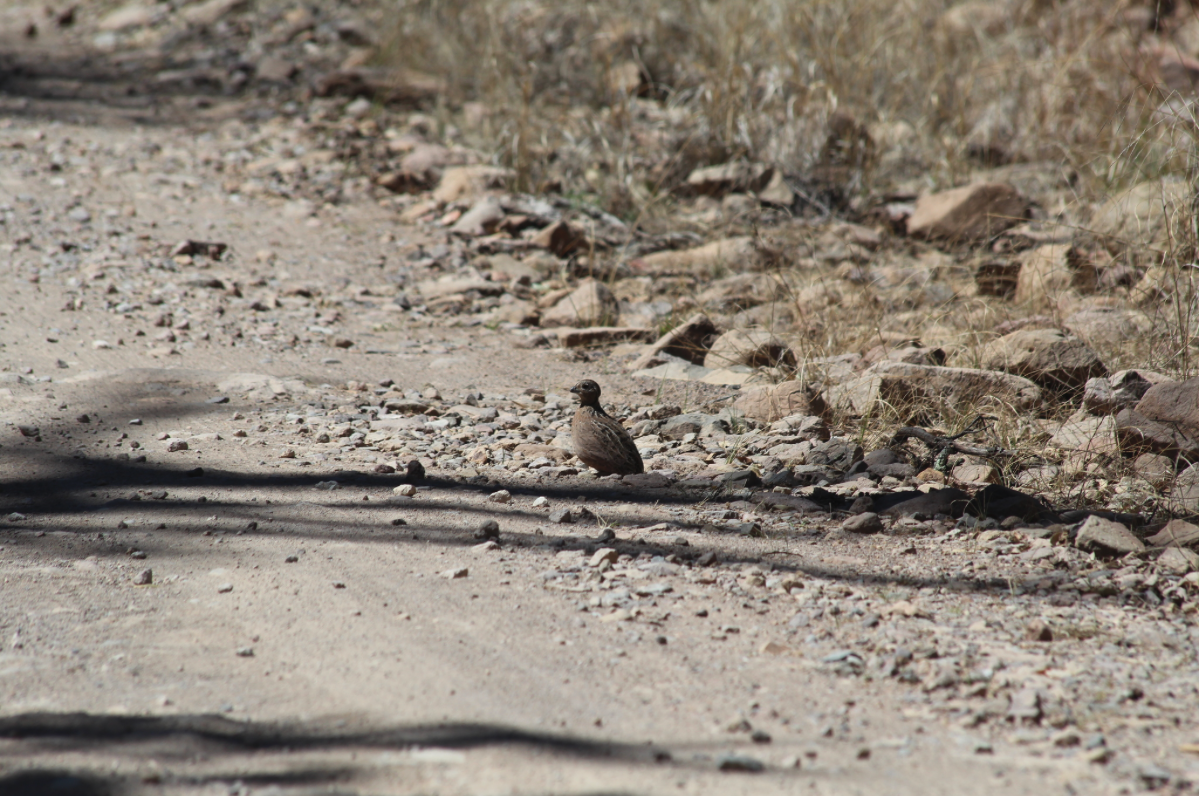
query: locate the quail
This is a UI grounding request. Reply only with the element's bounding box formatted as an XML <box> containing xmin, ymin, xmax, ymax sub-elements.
<box><xmin>569</xmin><ymin>379</ymin><xmax>644</xmax><ymax>476</ymax></box>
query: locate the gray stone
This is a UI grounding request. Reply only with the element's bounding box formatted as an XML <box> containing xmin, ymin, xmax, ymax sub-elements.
<box><xmin>840</xmin><ymin>512</ymin><xmax>883</xmax><ymax>534</ymax></box>
<box><xmin>1075</xmin><ymin>515</ymin><xmax>1145</xmax><ymax>556</ymax></box>
<box><xmin>1158</xmin><ymin>546</ymin><xmax>1199</xmax><ymax>574</ymax></box>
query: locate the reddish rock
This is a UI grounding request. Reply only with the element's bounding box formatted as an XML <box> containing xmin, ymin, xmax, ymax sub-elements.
<box><xmin>905</xmin><ymin>182</ymin><xmax>1028</xmax><ymax>243</ymax></box>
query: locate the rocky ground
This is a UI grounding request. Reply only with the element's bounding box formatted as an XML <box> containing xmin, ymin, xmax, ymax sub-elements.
<box><xmin>2</xmin><ymin>1</ymin><xmax>1199</xmax><ymax>795</ymax></box>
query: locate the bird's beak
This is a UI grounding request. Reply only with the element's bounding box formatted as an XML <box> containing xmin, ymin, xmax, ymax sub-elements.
<box><xmin>569</xmin><ymin>385</ymin><xmax>580</xmax><ymax>394</ymax></box>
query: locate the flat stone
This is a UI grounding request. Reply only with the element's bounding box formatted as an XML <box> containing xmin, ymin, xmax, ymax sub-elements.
<box><xmin>826</xmin><ymin>361</ymin><xmax>1042</xmax><ymax>415</ymax></box>
<box><xmin>976</xmin><ymin>328</ymin><xmax>1106</xmax><ymax>392</ymax></box>
<box><xmin>1075</xmin><ymin>515</ymin><xmax>1145</xmax><ymax>556</ymax></box>
<box><xmin>630</xmin><ymin>359</ymin><xmax>712</xmax><ymax>382</ymax></box>
<box><xmin>1147</xmin><ymin>519</ymin><xmax>1199</xmax><ymax>549</ymax></box>
<box><xmin>906</xmin><ymin>182</ymin><xmax>1029</xmax><ymax>243</ymax></box>
<box><xmin>622</xmin><ymin>472</ymin><xmax>673</xmax><ymax>488</ymax></box>
<box><xmin>1049</xmin><ymin>415</ymin><xmax>1117</xmax><ymax>453</ymax></box>
<box><xmin>558</xmin><ymin>327</ymin><xmax>654</xmax><ymax>348</ymax></box>
<box><xmin>1157</xmin><ymin>546</ymin><xmax>1199</xmax><ymax>574</ymax></box>
<box><xmin>735</xmin><ymin>380</ymin><xmax>826</xmax><ymax>423</ymax></box>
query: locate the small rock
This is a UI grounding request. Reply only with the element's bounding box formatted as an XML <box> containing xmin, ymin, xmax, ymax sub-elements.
<box><xmin>474</xmin><ymin>519</ymin><xmax>500</xmax><ymax>540</ymax></box>
<box><xmin>1158</xmin><ymin>546</ymin><xmax>1199</xmax><ymax>574</ymax></box>
<box><xmin>1075</xmin><ymin>515</ymin><xmax>1145</xmax><ymax>556</ymax></box>
<box><xmin>235</xmin><ymin>647</ymin><xmax>254</xmax><ymax>657</ymax></box>
<box><xmin>549</xmin><ymin>508</ymin><xmax>574</xmax><ymax>524</ymax></box>
<box><xmin>393</xmin><ymin>484</ymin><xmax>417</xmax><ymax>497</ymax></box>
<box><xmin>217</xmin><ymin>583</ymin><xmax>234</xmax><ymax>593</ymax></box>
<box><xmin>540</xmin><ymin>279</ymin><xmax>619</xmax><ymax>327</ymax></box>
<box><xmin>488</xmin><ymin>489</ymin><xmax>512</xmax><ymax>504</ymax></box>
<box><xmin>532</xmin><ymin>496</ymin><xmax>549</xmax><ymax>507</ymax></box>
<box><xmin>166</xmin><ymin>440</ymin><xmax>189</xmax><ymax>452</ymax></box>
<box><xmin>840</xmin><ymin>512</ymin><xmax>883</xmax><ymax>534</ymax></box>
<box><xmin>1025</xmin><ymin>618</ymin><xmax>1054</xmax><ymax>642</ymax></box>
<box><xmin>717</xmin><ymin>754</ymin><xmax>765</xmax><ymax>772</ymax></box>
<box><xmin>132</xmin><ymin>569</ymin><xmax>153</xmax><ymax>586</ymax></box>
<box><xmin>590</xmin><ymin>547</ymin><xmax>619</xmax><ymax>567</ymax></box>
<box><xmin>441</xmin><ymin>567</ymin><xmax>469</xmax><ymax>579</ymax></box>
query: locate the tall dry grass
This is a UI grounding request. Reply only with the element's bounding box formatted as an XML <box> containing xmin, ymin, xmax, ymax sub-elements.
<box><xmin>378</xmin><ymin>0</ymin><xmax>1186</xmax><ymax>215</ymax></box>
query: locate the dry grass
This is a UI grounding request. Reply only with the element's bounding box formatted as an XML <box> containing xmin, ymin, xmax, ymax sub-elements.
<box><xmin>379</xmin><ymin>0</ymin><xmax>1185</xmax><ymax>210</ymax></box>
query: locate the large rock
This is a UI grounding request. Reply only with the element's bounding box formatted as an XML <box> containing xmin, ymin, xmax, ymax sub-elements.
<box><xmin>1075</xmin><ymin>515</ymin><xmax>1145</xmax><ymax>556</ymax></box>
<box><xmin>1134</xmin><ymin>377</ymin><xmax>1199</xmax><ymax>440</ymax></box>
<box><xmin>1115</xmin><ymin>408</ymin><xmax>1199</xmax><ymax>462</ymax></box>
<box><xmin>1090</xmin><ymin>178</ymin><xmax>1191</xmax><ymax>249</ymax></box>
<box><xmin>540</xmin><ymin>279</ymin><xmax>619</xmax><ymax>327</ymax></box>
<box><xmin>1014</xmin><ymin>244</ymin><xmax>1098</xmax><ymax>310</ymax></box>
<box><xmin>627</xmin><ymin>313</ymin><xmax>719</xmax><ymax>370</ymax></box>
<box><xmin>735</xmin><ymin>381</ymin><xmax>826</xmax><ymax>423</ymax></box>
<box><xmin>905</xmin><ymin>182</ymin><xmax>1029</xmax><ymax>243</ymax></box>
<box><xmin>976</xmin><ymin>328</ymin><xmax>1106</xmax><ymax>393</ymax></box>
<box><xmin>826</xmin><ymin>361</ymin><xmax>1042</xmax><ymax>415</ymax></box>
<box><xmin>704</xmin><ymin>329</ymin><xmax>796</xmax><ymax>370</ymax></box>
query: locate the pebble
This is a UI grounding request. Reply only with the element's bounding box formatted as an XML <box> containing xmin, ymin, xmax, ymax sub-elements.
<box><xmin>217</xmin><ymin>583</ymin><xmax>233</xmax><ymax>593</ymax></box>
<box><xmin>441</xmin><ymin>567</ymin><xmax>469</xmax><ymax>579</ymax></box>
<box><xmin>488</xmin><ymin>490</ymin><xmax>512</xmax><ymax>504</ymax></box>
<box><xmin>549</xmin><ymin>508</ymin><xmax>574</xmax><ymax>524</ymax></box>
<box><xmin>235</xmin><ymin>647</ymin><xmax>254</xmax><ymax>657</ymax></box>
<box><xmin>393</xmin><ymin>484</ymin><xmax>417</xmax><ymax>497</ymax></box>
<box><xmin>167</xmin><ymin>440</ymin><xmax>189</xmax><ymax>452</ymax></box>
<box><xmin>132</xmin><ymin>569</ymin><xmax>152</xmax><ymax>585</ymax></box>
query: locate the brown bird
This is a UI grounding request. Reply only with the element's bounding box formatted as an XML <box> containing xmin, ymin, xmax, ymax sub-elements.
<box><xmin>570</xmin><ymin>379</ymin><xmax>644</xmax><ymax>476</ymax></box>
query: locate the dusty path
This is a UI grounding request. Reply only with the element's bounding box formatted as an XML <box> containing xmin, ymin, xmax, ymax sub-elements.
<box><xmin>1</xmin><ymin>5</ymin><xmax>1197</xmax><ymax>796</ymax></box>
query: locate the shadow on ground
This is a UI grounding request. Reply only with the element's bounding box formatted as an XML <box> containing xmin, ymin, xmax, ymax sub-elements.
<box><xmin>0</xmin><ymin>712</ymin><xmax>667</xmax><ymax>795</ymax></box>
<box><xmin>0</xmin><ymin>439</ymin><xmax>1100</xmax><ymax>603</ymax></box>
